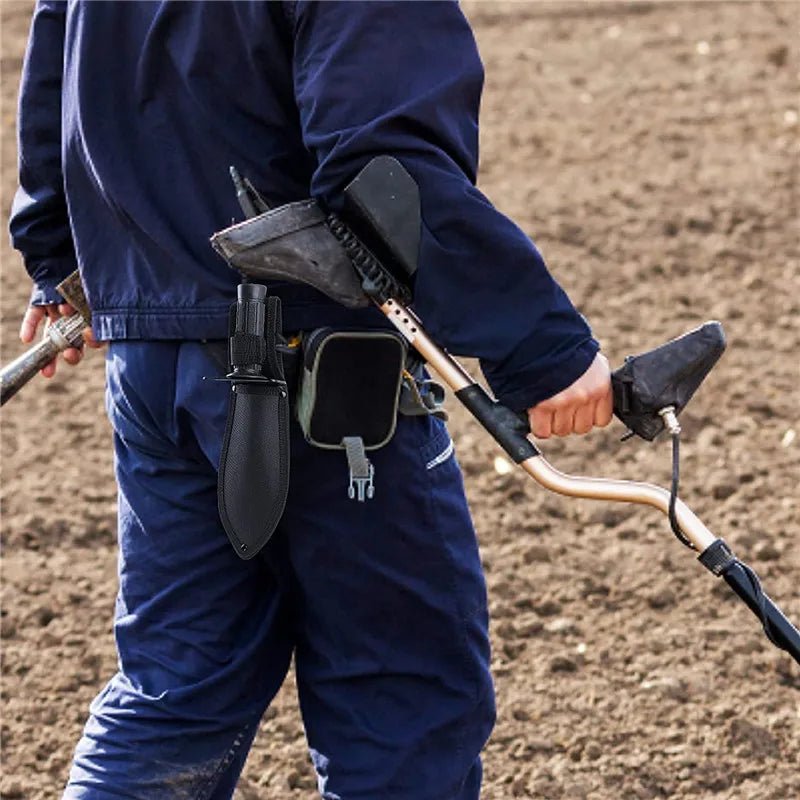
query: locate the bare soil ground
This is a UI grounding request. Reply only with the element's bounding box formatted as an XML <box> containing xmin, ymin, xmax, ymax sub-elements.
<box><xmin>1</xmin><ymin>2</ymin><xmax>798</xmax><ymax>798</ymax></box>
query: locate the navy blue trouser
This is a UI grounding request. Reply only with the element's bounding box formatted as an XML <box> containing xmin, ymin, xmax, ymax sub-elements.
<box><xmin>65</xmin><ymin>342</ymin><xmax>495</xmax><ymax>799</ymax></box>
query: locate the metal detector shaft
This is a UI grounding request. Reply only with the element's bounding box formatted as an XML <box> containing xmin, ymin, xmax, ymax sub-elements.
<box><xmin>381</xmin><ymin>297</ymin><xmax>716</xmax><ymax>549</ymax></box>
<box><xmin>722</xmin><ymin>563</ymin><xmax>800</xmax><ymax>660</ymax></box>
<box><xmin>378</xmin><ymin>296</ymin><xmax>800</xmax><ymax>665</ymax></box>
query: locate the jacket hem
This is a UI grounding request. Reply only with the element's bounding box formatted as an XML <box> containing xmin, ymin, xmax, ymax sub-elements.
<box><xmin>91</xmin><ymin>304</ymin><xmax>387</xmax><ymax>341</ymax></box>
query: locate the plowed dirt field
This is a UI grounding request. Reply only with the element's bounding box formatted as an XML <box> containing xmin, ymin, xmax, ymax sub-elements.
<box><xmin>1</xmin><ymin>2</ymin><xmax>798</xmax><ymax>798</ymax></box>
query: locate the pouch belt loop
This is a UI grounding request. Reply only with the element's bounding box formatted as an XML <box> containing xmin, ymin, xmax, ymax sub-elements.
<box><xmin>399</xmin><ymin>370</ymin><xmax>448</xmax><ymax>421</ymax></box>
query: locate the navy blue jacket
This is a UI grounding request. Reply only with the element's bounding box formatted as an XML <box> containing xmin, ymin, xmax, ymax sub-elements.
<box><xmin>10</xmin><ymin>0</ymin><xmax>598</xmax><ymax>411</ymax></box>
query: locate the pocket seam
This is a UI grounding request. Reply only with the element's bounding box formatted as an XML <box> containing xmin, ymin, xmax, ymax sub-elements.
<box><xmin>425</xmin><ymin>439</ymin><xmax>454</xmax><ymax>470</ymax></box>
<box><xmin>418</xmin><ymin>421</ymin><xmax>452</xmax><ymax>465</ymax></box>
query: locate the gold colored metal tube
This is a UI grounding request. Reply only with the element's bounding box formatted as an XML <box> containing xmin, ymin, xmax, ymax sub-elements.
<box><xmin>381</xmin><ymin>299</ymin><xmax>473</xmax><ymax>390</ymax></box>
<box><xmin>520</xmin><ymin>456</ymin><xmax>716</xmax><ymax>551</ymax></box>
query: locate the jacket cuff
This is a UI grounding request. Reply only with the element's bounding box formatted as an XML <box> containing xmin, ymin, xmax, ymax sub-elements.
<box><xmin>29</xmin><ymin>277</ymin><xmax>66</xmax><ymax>306</ymax></box>
<box><xmin>26</xmin><ymin>255</ymin><xmax>77</xmax><ymax>306</ymax></box>
<box><xmin>484</xmin><ymin>337</ymin><xmax>600</xmax><ymax>413</ymax></box>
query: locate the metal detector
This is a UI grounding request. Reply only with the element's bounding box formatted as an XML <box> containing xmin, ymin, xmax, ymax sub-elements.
<box><xmin>212</xmin><ymin>157</ymin><xmax>799</xmax><ymax>666</ymax></box>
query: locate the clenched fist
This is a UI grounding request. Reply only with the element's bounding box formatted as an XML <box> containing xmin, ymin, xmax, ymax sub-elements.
<box><xmin>528</xmin><ymin>352</ymin><xmax>613</xmax><ymax>438</ymax></box>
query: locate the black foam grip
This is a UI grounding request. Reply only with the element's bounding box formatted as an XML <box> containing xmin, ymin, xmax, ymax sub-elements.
<box><xmin>218</xmin><ymin>383</ymin><xmax>290</xmax><ymax>559</ymax></box>
<box><xmin>230</xmin><ymin>333</ymin><xmax>266</xmax><ymax>368</ymax></box>
<box><xmin>455</xmin><ymin>384</ymin><xmax>539</xmax><ymax>463</ymax></box>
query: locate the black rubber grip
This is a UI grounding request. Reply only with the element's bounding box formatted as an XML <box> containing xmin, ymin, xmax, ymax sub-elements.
<box><xmin>455</xmin><ymin>384</ymin><xmax>539</xmax><ymax>463</ymax></box>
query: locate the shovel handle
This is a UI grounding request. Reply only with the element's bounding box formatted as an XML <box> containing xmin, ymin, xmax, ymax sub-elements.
<box><xmin>0</xmin><ymin>314</ymin><xmax>85</xmax><ymax>406</ymax></box>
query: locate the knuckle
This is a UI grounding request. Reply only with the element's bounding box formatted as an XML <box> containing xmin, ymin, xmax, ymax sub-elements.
<box><xmin>532</xmin><ymin>416</ymin><xmax>552</xmax><ymax>439</ymax></box>
<box><xmin>589</xmin><ymin>382</ymin><xmax>605</xmax><ymax>398</ymax></box>
<box><xmin>573</xmin><ymin>389</ymin><xmax>589</xmax><ymax>406</ymax></box>
<box><xmin>549</xmin><ymin>394</ymin><xmax>573</xmax><ymax>411</ymax></box>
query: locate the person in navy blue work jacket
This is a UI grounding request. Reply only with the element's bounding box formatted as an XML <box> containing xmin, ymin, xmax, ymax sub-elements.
<box><xmin>12</xmin><ymin>2</ymin><xmax>613</xmax><ymax>797</ymax></box>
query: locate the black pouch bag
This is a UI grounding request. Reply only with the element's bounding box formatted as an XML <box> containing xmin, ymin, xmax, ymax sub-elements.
<box><xmin>296</xmin><ymin>328</ymin><xmax>407</xmax><ymax>501</ymax></box>
<box><xmin>218</xmin><ymin>284</ymin><xmax>290</xmax><ymax>559</ymax></box>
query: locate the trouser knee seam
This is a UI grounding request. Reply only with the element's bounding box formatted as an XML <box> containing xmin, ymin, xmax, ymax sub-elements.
<box><xmin>194</xmin><ymin>719</ymin><xmax>253</xmax><ymax>800</ymax></box>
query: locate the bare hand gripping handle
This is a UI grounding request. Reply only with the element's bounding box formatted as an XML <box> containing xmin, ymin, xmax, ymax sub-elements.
<box><xmin>0</xmin><ymin>270</ymin><xmax>91</xmax><ymax>407</ymax></box>
<box><xmin>0</xmin><ymin>313</ymin><xmax>86</xmax><ymax>406</ymax></box>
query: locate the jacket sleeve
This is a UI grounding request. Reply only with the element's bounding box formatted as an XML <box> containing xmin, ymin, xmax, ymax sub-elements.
<box><xmin>288</xmin><ymin>0</ymin><xmax>599</xmax><ymax>411</ymax></box>
<box><xmin>9</xmin><ymin>0</ymin><xmax>77</xmax><ymax>306</ymax></box>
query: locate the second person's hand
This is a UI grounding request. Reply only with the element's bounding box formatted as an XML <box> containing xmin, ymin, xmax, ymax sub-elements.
<box><xmin>19</xmin><ymin>303</ymin><xmax>102</xmax><ymax>378</ymax></box>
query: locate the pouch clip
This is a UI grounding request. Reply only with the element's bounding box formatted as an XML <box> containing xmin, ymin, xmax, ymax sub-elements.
<box><xmin>343</xmin><ymin>436</ymin><xmax>375</xmax><ymax>502</ymax></box>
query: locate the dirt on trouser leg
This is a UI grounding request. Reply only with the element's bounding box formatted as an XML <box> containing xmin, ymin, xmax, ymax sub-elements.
<box><xmin>1</xmin><ymin>1</ymin><xmax>798</xmax><ymax>798</ymax></box>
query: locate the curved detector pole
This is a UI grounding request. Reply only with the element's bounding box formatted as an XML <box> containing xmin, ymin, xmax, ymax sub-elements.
<box><xmin>383</xmin><ymin>296</ymin><xmax>713</xmax><ymax>554</ymax></box>
<box><xmin>380</xmin><ymin>296</ymin><xmax>800</xmax><ymax>665</ymax></box>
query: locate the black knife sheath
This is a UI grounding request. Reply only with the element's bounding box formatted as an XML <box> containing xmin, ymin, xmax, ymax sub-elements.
<box><xmin>218</xmin><ymin>285</ymin><xmax>290</xmax><ymax>559</ymax></box>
